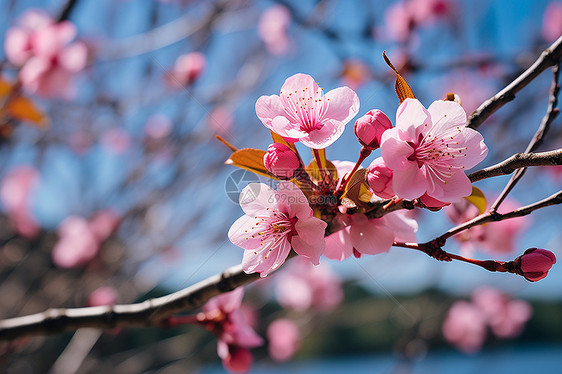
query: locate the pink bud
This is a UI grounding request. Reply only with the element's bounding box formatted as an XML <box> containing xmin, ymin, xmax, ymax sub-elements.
<box><xmin>519</xmin><ymin>248</ymin><xmax>556</xmax><ymax>282</ymax></box>
<box><xmin>354</xmin><ymin>110</ymin><xmax>392</xmax><ymax>150</ymax></box>
<box><xmin>366</xmin><ymin>157</ymin><xmax>394</xmax><ymax>199</ymax></box>
<box><xmin>263</xmin><ymin>143</ymin><xmax>300</xmax><ymax>179</ymax></box>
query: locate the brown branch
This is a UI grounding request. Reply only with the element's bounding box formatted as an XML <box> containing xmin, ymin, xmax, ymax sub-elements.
<box><xmin>0</xmin><ymin>264</ymin><xmax>259</xmax><ymax>341</ymax></box>
<box><xmin>467</xmin><ymin>35</ymin><xmax>562</xmax><ymax>130</ymax></box>
<box><xmin>468</xmin><ymin>149</ymin><xmax>562</xmax><ymax>182</ymax></box>
<box><xmin>490</xmin><ymin>63</ymin><xmax>561</xmax><ymax>211</ymax></box>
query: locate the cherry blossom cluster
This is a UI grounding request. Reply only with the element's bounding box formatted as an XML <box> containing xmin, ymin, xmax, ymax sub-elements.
<box><xmin>228</xmin><ymin>72</ymin><xmax>490</xmax><ymax>276</ymax></box>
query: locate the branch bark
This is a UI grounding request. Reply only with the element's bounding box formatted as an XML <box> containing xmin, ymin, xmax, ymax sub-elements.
<box><xmin>468</xmin><ymin>149</ymin><xmax>562</xmax><ymax>182</ymax></box>
<box><xmin>467</xmin><ymin>35</ymin><xmax>562</xmax><ymax>129</ymax></box>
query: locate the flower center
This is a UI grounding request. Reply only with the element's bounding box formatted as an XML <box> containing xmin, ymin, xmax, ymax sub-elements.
<box><xmin>249</xmin><ymin>210</ymin><xmax>297</xmax><ymax>260</ymax></box>
<box><xmin>280</xmin><ymin>86</ymin><xmax>329</xmax><ymax>133</ymax></box>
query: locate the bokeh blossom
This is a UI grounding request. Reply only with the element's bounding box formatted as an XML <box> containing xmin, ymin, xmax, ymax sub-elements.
<box><xmin>5</xmin><ymin>9</ymin><xmax>88</xmax><ymax>99</ymax></box>
<box><xmin>267</xmin><ymin>318</ymin><xmax>301</xmax><ymax>362</ymax></box>
<box><xmin>256</xmin><ymin>73</ymin><xmax>359</xmax><ymax>148</ymax></box>
<box><xmin>200</xmin><ymin>288</ymin><xmax>263</xmax><ymax>373</ymax></box>
<box><xmin>381</xmin><ymin>98</ymin><xmax>488</xmax><ymax>202</ymax></box>
<box><xmin>258</xmin><ymin>5</ymin><xmax>291</xmax><ymax>55</ymax></box>
<box><xmin>229</xmin><ymin>181</ymin><xmax>327</xmax><ymax>277</ymax></box>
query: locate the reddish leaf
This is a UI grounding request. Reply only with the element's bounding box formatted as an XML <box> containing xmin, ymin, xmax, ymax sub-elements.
<box><xmin>226</xmin><ymin>148</ymin><xmax>277</xmax><ymax>179</ymax></box>
<box><xmin>383</xmin><ymin>51</ymin><xmax>415</xmax><ymax>104</ymax></box>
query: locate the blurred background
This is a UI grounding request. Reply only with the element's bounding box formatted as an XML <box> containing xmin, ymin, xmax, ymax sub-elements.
<box><xmin>0</xmin><ymin>0</ymin><xmax>561</xmax><ymax>373</ymax></box>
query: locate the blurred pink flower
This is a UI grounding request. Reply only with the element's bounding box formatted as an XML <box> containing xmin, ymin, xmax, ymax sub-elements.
<box><xmin>267</xmin><ymin>318</ymin><xmax>301</xmax><ymax>362</ymax></box>
<box><xmin>229</xmin><ymin>181</ymin><xmax>327</xmax><ymax>277</ymax></box>
<box><xmin>145</xmin><ymin>114</ymin><xmax>173</xmax><ymax>140</ymax></box>
<box><xmin>200</xmin><ymin>288</ymin><xmax>263</xmax><ymax>373</ymax></box>
<box><xmin>89</xmin><ymin>209</ymin><xmax>120</xmax><ymax>241</ymax></box>
<box><xmin>101</xmin><ymin>128</ymin><xmax>131</xmax><ymax>154</ymax></box>
<box><xmin>88</xmin><ymin>286</ymin><xmax>118</xmax><ymax>307</ymax></box>
<box><xmin>258</xmin><ymin>5</ymin><xmax>291</xmax><ymax>55</ymax></box>
<box><xmin>442</xmin><ymin>300</ymin><xmax>487</xmax><ymax>354</ymax></box>
<box><xmin>324</xmin><ymin>211</ymin><xmax>417</xmax><ymax>261</ymax></box>
<box><xmin>256</xmin><ymin>73</ymin><xmax>360</xmax><ymax>149</ymax></box>
<box><xmin>275</xmin><ymin>257</ymin><xmax>343</xmax><ymax>311</ymax></box>
<box><xmin>0</xmin><ymin>166</ymin><xmax>41</xmax><ymax>238</ymax></box>
<box><xmin>341</xmin><ymin>59</ymin><xmax>371</xmax><ymax>90</ymax></box>
<box><xmin>384</xmin><ymin>1</ymin><xmax>414</xmax><ymax>43</ymax></box>
<box><xmin>542</xmin><ymin>2</ymin><xmax>562</xmax><ymax>42</ymax></box>
<box><xmin>440</xmin><ymin>73</ymin><xmax>496</xmax><ymax>114</ymax></box>
<box><xmin>5</xmin><ymin>9</ymin><xmax>88</xmax><ymax>99</ymax></box>
<box><xmin>410</xmin><ymin>0</ymin><xmax>453</xmax><ymax>24</ymax></box>
<box><xmin>381</xmin><ymin>98</ymin><xmax>488</xmax><ymax>201</ymax></box>
<box><xmin>208</xmin><ymin>106</ymin><xmax>233</xmax><ymax>136</ymax></box>
<box><xmin>52</xmin><ymin>216</ymin><xmax>99</xmax><ymax>268</ymax></box>
<box><xmin>446</xmin><ymin>197</ymin><xmax>528</xmax><ymax>256</ymax></box>
<box><xmin>166</xmin><ymin>52</ymin><xmax>206</xmax><ymax>87</ymax></box>
<box><xmin>472</xmin><ymin>287</ymin><xmax>532</xmax><ymax>338</ymax></box>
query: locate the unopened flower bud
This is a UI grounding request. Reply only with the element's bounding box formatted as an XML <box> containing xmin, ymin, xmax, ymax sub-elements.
<box><xmin>366</xmin><ymin>157</ymin><xmax>394</xmax><ymax>199</ymax></box>
<box><xmin>354</xmin><ymin>109</ymin><xmax>392</xmax><ymax>150</ymax></box>
<box><xmin>263</xmin><ymin>143</ymin><xmax>300</xmax><ymax>179</ymax></box>
<box><xmin>518</xmin><ymin>248</ymin><xmax>556</xmax><ymax>282</ymax></box>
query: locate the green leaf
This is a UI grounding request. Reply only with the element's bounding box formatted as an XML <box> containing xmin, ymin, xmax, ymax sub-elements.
<box><xmin>464</xmin><ymin>186</ymin><xmax>487</xmax><ymax>215</ymax></box>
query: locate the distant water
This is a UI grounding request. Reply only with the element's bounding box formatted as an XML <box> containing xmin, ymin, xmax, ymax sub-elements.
<box><xmin>202</xmin><ymin>344</ymin><xmax>562</xmax><ymax>374</ymax></box>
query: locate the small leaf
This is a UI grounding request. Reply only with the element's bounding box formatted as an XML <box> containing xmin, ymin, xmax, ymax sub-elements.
<box><xmin>226</xmin><ymin>148</ymin><xmax>278</xmax><ymax>179</ymax></box>
<box><xmin>383</xmin><ymin>51</ymin><xmax>415</xmax><ymax>104</ymax></box>
<box><xmin>342</xmin><ymin>168</ymin><xmax>371</xmax><ymax>206</ymax></box>
<box><xmin>7</xmin><ymin>96</ymin><xmax>49</xmax><ymax>128</ymax></box>
<box><xmin>306</xmin><ymin>159</ymin><xmax>338</xmax><ymax>183</ymax></box>
<box><xmin>464</xmin><ymin>186</ymin><xmax>487</xmax><ymax>215</ymax></box>
<box><xmin>271</xmin><ymin>131</ymin><xmax>298</xmax><ymax>153</ymax></box>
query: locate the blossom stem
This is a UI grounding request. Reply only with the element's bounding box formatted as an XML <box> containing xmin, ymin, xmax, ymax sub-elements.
<box><xmin>313</xmin><ymin>148</ymin><xmax>330</xmax><ymax>184</ymax></box>
<box><xmin>161</xmin><ymin>315</ymin><xmax>201</xmax><ymax>327</ymax></box>
<box><xmin>335</xmin><ymin>147</ymin><xmax>371</xmax><ymax>196</ymax></box>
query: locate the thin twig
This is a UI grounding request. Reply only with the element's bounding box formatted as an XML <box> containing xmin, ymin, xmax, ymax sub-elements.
<box><xmin>467</xmin><ymin>35</ymin><xmax>562</xmax><ymax>129</ymax></box>
<box><xmin>490</xmin><ymin>63</ymin><xmax>561</xmax><ymax>211</ymax></box>
<box><xmin>468</xmin><ymin>149</ymin><xmax>562</xmax><ymax>182</ymax></box>
<box><xmin>57</xmin><ymin>0</ymin><xmax>79</xmax><ymax>22</ymax></box>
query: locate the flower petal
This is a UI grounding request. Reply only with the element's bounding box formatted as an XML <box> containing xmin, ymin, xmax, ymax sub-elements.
<box><xmin>228</xmin><ymin>215</ymin><xmax>263</xmax><ymax>249</ymax></box>
<box><xmin>280</xmin><ymin>73</ymin><xmax>320</xmax><ymax>97</ymax></box>
<box><xmin>349</xmin><ymin>217</ymin><xmax>394</xmax><ymax>255</ymax></box>
<box><xmin>380</xmin><ymin>128</ymin><xmax>416</xmax><ymax>171</ymax></box>
<box><xmin>450</xmin><ymin>127</ymin><xmax>488</xmax><ymax>169</ymax></box>
<box><xmin>291</xmin><ymin>236</ymin><xmax>324</xmax><ymax>265</ymax></box>
<box><xmin>427</xmin><ymin>100</ymin><xmax>467</xmax><ymax>135</ymax></box>
<box><xmin>294</xmin><ymin>216</ymin><xmax>327</xmax><ymax>245</ymax></box>
<box><xmin>395</xmin><ymin>98</ymin><xmax>431</xmax><ymax>141</ymax></box>
<box><xmin>275</xmin><ymin>181</ymin><xmax>312</xmax><ymax>220</ymax></box>
<box><xmin>242</xmin><ymin>237</ymin><xmax>291</xmax><ymax>277</ymax></box>
<box><xmin>255</xmin><ymin>94</ymin><xmax>285</xmax><ymax>130</ymax></box>
<box><xmin>427</xmin><ymin>170</ymin><xmax>472</xmax><ymax>201</ymax></box>
<box><xmin>239</xmin><ymin>183</ymin><xmax>277</xmax><ymax>215</ymax></box>
<box><xmin>382</xmin><ymin>211</ymin><xmax>417</xmax><ymax>243</ymax></box>
<box><xmin>323</xmin><ymin>86</ymin><xmax>360</xmax><ymax>124</ymax></box>
<box><xmin>324</xmin><ymin>228</ymin><xmax>353</xmax><ymax>261</ymax></box>
<box><xmin>392</xmin><ymin>163</ymin><xmax>429</xmax><ymax>200</ymax></box>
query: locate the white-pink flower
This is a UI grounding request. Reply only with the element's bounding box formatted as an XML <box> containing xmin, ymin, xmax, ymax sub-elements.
<box><xmin>267</xmin><ymin>318</ymin><xmax>301</xmax><ymax>362</ymax></box>
<box><xmin>381</xmin><ymin>98</ymin><xmax>488</xmax><ymax>201</ymax></box>
<box><xmin>229</xmin><ymin>181</ymin><xmax>327</xmax><ymax>277</ymax></box>
<box><xmin>258</xmin><ymin>5</ymin><xmax>291</xmax><ymax>56</ymax></box>
<box><xmin>324</xmin><ymin>211</ymin><xmax>417</xmax><ymax>261</ymax></box>
<box><xmin>442</xmin><ymin>300</ymin><xmax>487</xmax><ymax>354</ymax></box>
<box><xmin>255</xmin><ymin>73</ymin><xmax>359</xmax><ymax>149</ymax></box>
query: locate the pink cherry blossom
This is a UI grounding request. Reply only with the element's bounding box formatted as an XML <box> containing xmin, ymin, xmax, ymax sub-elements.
<box><xmin>267</xmin><ymin>318</ymin><xmax>301</xmax><ymax>362</ymax></box>
<box><xmin>255</xmin><ymin>73</ymin><xmax>360</xmax><ymax>149</ymax></box>
<box><xmin>542</xmin><ymin>2</ymin><xmax>562</xmax><ymax>42</ymax></box>
<box><xmin>384</xmin><ymin>1</ymin><xmax>415</xmax><ymax>43</ymax></box>
<box><xmin>200</xmin><ymin>288</ymin><xmax>263</xmax><ymax>373</ymax></box>
<box><xmin>6</xmin><ymin>10</ymin><xmax>88</xmax><ymax>99</ymax></box>
<box><xmin>275</xmin><ymin>257</ymin><xmax>343</xmax><ymax>311</ymax></box>
<box><xmin>324</xmin><ymin>211</ymin><xmax>417</xmax><ymax>261</ymax></box>
<box><xmin>380</xmin><ymin>98</ymin><xmax>488</xmax><ymax>201</ymax></box>
<box><xmin>258</xmin><ymin>5</ymin><xmax>291</xmax><ymax>56</ymax></box>
<box><xmin>166</xmin><ymin>52</ymin><xmax>206</xmax><ymax>87</ymax></box>
<box><xmin>446</xmin><ymin>197</ymin><xmax>528</xmax><ymax>256</ymax></box>
<box><xmin>0</xmin><ymin>166</ymin><xmax>41</xmax><ymax>238</ymax></box>
<box><xmin>229</xmin><ymin>181</ymin><xmax>327</xmax><ymax>277</ymax></box>
<box><xmin>442</xmin><ymin>300</ymin><xmax>487</xmax><ymax>354</ymax></box>
<box><xmin>52</xmin><ymin>215</ymin><xmax>99</xmax><ymax>268</ymax></box>
<box><xmin>89</xmin><ymin>209</ymin><xmax>120</xmax><ymax>241</ymax></box>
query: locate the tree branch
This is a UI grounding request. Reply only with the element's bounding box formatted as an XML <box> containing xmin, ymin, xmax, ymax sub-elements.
<box><xmin>490</xmin><ymin>63</ymin><xmax>561</xmax><ymax>211</ymax></box>
<box><xmin>468</xmin><ymin>149</ymin><xmax>562</xmax><ymax>182</ymax></box>
<box><xmin>467</xmin><ymin>35</ymin><xmax>562</xmax><ymax>129</ymax></box>
<box><xmin>0</xmin><ymin>264</ymin><xmax>259</xmax><ymax>340</ymax></box>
